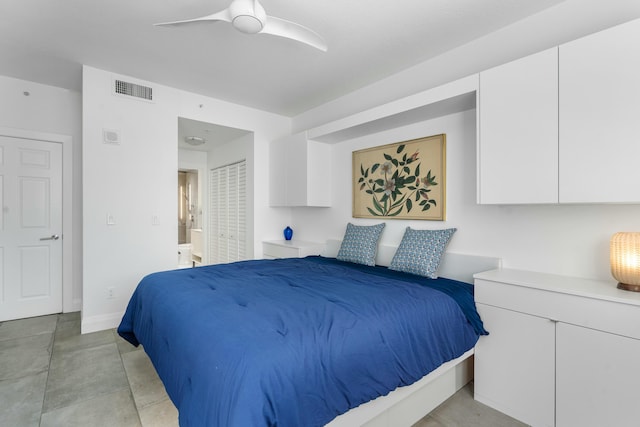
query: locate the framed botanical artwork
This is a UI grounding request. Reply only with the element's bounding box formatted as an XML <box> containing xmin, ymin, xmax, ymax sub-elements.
<box><xmin>352</xmin><ymin>134</ymin><xmax>446</xmax><ymax>220</ymax></box>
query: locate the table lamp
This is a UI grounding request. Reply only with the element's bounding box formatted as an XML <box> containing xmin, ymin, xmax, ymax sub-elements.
<box><xmin>610</xmin><ymin>232</ymin><xmax>640</xmax><ymax>292</ymax></box>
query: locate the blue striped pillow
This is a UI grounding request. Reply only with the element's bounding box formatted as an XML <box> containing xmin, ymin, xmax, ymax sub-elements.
<box><xmin>390</xmin><ymin>227</ymin><xmax>456</xmax><ymax>278</ymax></box>
<box><xmin>336</xmin><ymin>223</ymin><xmax>385</xmax><ymax>266</ymax></box>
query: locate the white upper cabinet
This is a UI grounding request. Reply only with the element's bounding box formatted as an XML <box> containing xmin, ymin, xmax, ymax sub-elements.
<box><xmin>478</xmin><ymin>48</ymin><xmax>559</xmax><ymax>204</ymax></box>
<box><xmin>559</xmin><ymin>18</ymin><xmax>640</xmax><ymax>203</ymax></box>
<box><xmin>269</xmin><ymin>132</ymin><xmax>332</xmax><ymax>207</ymax></box>
<box><xmin>478</xmin><ymin>18</ymin><xmax>640</xmax><ymax>205</ymax></box>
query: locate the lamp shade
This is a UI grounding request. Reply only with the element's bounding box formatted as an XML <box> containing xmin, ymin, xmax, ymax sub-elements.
<box><xmin>610</xmin><ymin>232</ymin><xmax>640</xmax><ymax>292</ymax></box>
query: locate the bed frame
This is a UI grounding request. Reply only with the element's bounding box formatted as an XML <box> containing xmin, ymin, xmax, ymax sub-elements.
<box><xmin>321</xmin><ymin>239</ymin><xmax>501</xmax><ymax>427</ymax></box>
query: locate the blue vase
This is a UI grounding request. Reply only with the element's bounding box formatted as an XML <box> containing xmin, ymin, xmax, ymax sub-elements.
<box><xmin>283</xmin><ymin>226</ymin><xmax>293</xmax><ymax>241</ymax></box>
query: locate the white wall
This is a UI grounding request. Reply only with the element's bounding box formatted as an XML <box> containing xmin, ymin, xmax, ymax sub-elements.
<box><xmin>287</xmin><ymin>2</ymin><xmax>640</xmax><ymax>284</ymax></box>
<box><xmin>0</xmin><ymin>75</ymin><xmax>83</xmax><ymax>312</ymax></box>
<box><xmin>290</xmin><ymin>110</ymin><xmax>640</xmax><ymax>282</ymax></box>
<box><xmin>82</xmin><ymin>66</ymin><xmax>290</xmax><ymax>333</ymax></box>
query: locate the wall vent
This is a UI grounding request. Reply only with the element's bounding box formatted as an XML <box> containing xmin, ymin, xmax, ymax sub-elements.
<box><xmin>114</xmin><ymin>79</ymin><xmax>153</xmax><ymax>101</ymax></box>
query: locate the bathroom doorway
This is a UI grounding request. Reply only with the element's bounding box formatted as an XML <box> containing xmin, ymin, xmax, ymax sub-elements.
<box><xmin>177</xmin><ymin>116</ymin><xmax>254</xmax><ymax>267</ymax></box>
<box><xmin>178</xmin><ymin>169</ymin><xmax>201</xmax><ymax>268</ymax></box>
<box><xmin>178</xmin><ymin>169</ymin><xmax>199</xmax><ymax>244</ymax></box>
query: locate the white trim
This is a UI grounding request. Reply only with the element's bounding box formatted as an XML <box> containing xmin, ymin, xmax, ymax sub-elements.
<box><xmin>306</xmin><ymin>75</ymin><xmax>478</xmax><ymax>143</ymax></box>
<box><xmin>81</xmin><ymin>311</ymin><xmax>122</xmax><ymax>334</ymax></box>
<box><xmin>326</xmin><ymin>349</ymin><xmax>474</xmax><ymax>427</ymax></box>
<box><xmin>0</xmin><ymin>126</ymin><xmax>74</xmax><ymax>314</ymax></box>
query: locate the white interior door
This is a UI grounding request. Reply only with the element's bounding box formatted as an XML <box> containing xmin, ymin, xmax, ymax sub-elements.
<box><xmin>0</xmin><ymin>136</ymin><xmax>62</xmax><ymax>321</ymax></box>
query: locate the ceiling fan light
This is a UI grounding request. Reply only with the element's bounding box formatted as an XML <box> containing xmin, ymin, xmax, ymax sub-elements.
<box><xmin>155</xmin><ymin>0</ymin><xmax>326</xmax><ymax>51</ymax></box>
<box><xmin>233</xmin><ymin>15</ymin><xmax>263</xmax><ymax>33</ymax></box>
<box><xmin>185</xmin><ymin>136</ymin><xmax>205</xmax><ymax>146</ymax></box>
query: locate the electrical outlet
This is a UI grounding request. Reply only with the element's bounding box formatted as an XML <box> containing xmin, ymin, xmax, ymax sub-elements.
<box><xmin>107</xmin><ymin>287</ymin><xmax>115</xmax><ymax>299</ymax></box>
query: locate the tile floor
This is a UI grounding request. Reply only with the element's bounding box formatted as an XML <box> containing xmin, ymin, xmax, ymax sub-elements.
<box><xmin>0</xmin><ymin>313</ymin><xmax>526</xmax><ymax>427</ymax></box>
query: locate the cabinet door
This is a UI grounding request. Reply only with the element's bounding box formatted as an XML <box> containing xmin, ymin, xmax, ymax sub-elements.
<box><xmin>286</xmin><ymin>137</ymin><xmax>309</xmax><ymax>206</ymax></box>
<box><xmin>305</xmin><ymin>140</ymin><xmax>331</xmax><ymax>207</ymax></box>
<box><xmin>478</xmin><ymin>47</ymin><xmax>559</xmax><ymax>204</ymax></box>
<box><xmin>269</xmin><ymin>134</ymin><xmax>331</xmax><ymax>207</ymax></box>
<box><xmin>269</xmin><ymin>137</ymin><xmax>289</xmax><ymax>206</ymax></box>
<box><xmin>556</xmin><ymin>323</ymin><xmax>640</xmax><ymax>427</ymax></box>
<box><xmin>474</xmin><ymin>303</ymin><xmax>555</xmax><ymax>427</ymax></box>
<box><xmin>559</xmin><ymin>18</ymin><xmax>640</xmax><ymax>203</ymax></box>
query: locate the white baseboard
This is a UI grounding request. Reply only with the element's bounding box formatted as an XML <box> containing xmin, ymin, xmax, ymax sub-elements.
<box><xmin>81</xmin><ymin>311</ymin><xmax>123</xmax><ymax>334</ymax></box>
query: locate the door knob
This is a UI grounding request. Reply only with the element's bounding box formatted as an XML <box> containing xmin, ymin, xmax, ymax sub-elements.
<box><xmin>40</xmin><ymin>234</ymin><xmax>60</xmax><ymax>241</ymax></box>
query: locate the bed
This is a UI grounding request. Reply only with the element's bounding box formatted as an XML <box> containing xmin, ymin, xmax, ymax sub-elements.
<box><xmin>118</xmin><ymin>239</ymin><xmax>500</xmax><ymax>426</ymax></box>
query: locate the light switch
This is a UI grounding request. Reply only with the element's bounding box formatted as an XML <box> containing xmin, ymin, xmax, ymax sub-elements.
<box><xmin>107</xmin><ymin>214</ymin><xmax>116</xmax><ymax>225</ymax></box>
<box><xmin>152</xmin><ymin>214</ymin><xmax>160</xmax><ymax>225</ymax></box>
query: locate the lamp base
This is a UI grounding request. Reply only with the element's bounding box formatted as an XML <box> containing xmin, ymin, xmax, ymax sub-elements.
<box><xmin>617</xmin><ymin>282</ymin><xmax>640</xmax><ymax>292</ymax></box>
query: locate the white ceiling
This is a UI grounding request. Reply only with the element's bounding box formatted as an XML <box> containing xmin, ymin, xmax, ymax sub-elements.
<box><xmin>178</xmin><ymin>117</ymin><xmax>250</xmax><ymax>151</ymax></box>
<box><xmin>0</xmin><ymin>0</ymin><xmax>566</xmax><ymax>118</ymax></box>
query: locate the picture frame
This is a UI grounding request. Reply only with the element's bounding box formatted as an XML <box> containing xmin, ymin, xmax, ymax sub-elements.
<box><xmin>352</xmin><ymin>134</ymin><xmax>446</xmax><ymax>220</ymax></box>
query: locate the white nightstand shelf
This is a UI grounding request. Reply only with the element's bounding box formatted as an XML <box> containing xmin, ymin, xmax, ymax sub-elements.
<box><xmin>262</xmin><ymin>240</ymin><xmax>324</xmax><ymax>259</ymax></box>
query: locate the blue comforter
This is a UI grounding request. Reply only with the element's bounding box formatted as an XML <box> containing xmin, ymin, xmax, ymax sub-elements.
<box><xmin>118</xmin><ymin>257</ymin><xmax>485</xmax><ymax>427</ymax></box>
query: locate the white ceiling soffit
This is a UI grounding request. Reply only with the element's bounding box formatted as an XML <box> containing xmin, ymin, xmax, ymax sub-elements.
<box><xmin>178</xmin><ymin>117</ymin><xmax>251</xmax><ymax>152</ymax></box>
<box><xmin>0</xmin><ymin>0</ymin><xmax>583</xmax><ymax>116</ymax></box>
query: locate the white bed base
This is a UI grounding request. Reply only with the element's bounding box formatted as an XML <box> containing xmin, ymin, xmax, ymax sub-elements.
<box><xmin>321</xmin><ymin>239</ymin><xmax>501</xmax><ymax>427</ymax></box>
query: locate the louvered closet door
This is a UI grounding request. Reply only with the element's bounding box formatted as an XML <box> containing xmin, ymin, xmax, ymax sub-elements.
<box><xmin>227</xmin><ymin>166</ymin><xmax>238</xmax><ymax>261</ymax></box>
<box><xmin>209</xmin><ymin>161</ymin><xmax>246</xmax><ymax>264</ymax></box>
<box><xmin>236</xmin><ymin>162</ymin><xmax>246</xmax><ymax>260</ymax></box>
<box><xmin>217</xmin><ymin>169</ymin><xmax>229</xmax><ymax>262</ymax></box>
<box><xmin>209</xmin><ymin>169</ymin><xmax>221</xmax><ymax>264</ymax></box>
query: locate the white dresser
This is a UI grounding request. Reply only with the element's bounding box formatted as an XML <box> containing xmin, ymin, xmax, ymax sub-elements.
<box><xmin>473</xmin><ymin>269</ymin><xmax>640</xmax><ymax>427</ymax></box>
<box><xmin>262</xmin><ymin>240</ymin><xmax>324</xmax><ymax>259</ymax></box>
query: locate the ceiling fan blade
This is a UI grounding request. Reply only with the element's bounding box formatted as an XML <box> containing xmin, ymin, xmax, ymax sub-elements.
<box><xmin>154</xmin><ymin>9</ymin><xmax>232</xmax><ymax>27</ymax></box>
<box><xmin>261</xmin><ymin>16</ymin><xmax>327</xmax><ymax>52</ymax></box>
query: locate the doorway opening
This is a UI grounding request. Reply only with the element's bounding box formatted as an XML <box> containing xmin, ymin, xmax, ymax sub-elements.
<box><xmin>177</xmin><ymin>117</ymin><xmax>253</xmax><ymax>267</ymax></box>
<box><xmin>178</xmin><ymin>169</ymin><xmax>200</xmax><ymax>268</ymax></box>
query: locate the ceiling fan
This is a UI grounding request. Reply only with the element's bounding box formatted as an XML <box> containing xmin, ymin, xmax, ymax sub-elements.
<box><xmin>155</xmin><ymin>0</ymin><xmax>327</xmax><ymax>52</ymax></box>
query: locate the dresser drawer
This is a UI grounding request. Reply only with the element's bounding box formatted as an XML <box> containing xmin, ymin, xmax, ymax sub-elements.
<box><xmin>262</xmin><ymin>240</ymin><xmax>324</xmax><ymax>259</ymax></box>
<box><xmin>475</xmin><ymin>271</ymin><xmax>640</xmax><ymax>340</ymax></box>
<box><xmin>263</xmin><ymin>243</ymin><xmax>301</xmax><ymax>258</ymax></box>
